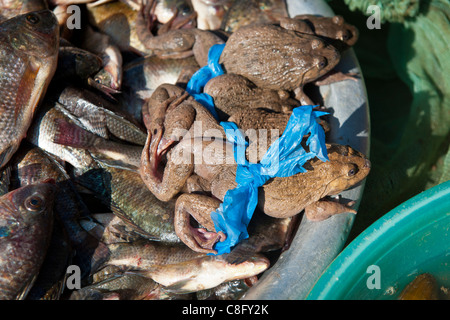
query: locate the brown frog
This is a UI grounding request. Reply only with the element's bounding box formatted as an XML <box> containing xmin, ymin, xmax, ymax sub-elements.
<box><xmin>173</xmin><ymin>142</ymin><xmax>370</xmax><ymax>254</ymax></box>
<box><xmin>140</xmin><ymin>83</ymin><xmax>227</xmax><ymax>203</ymax></box>
<box><xmin>279</xmin><ymin>14</ymin><xmax>359</xmax><ymax>51</ymax></box>
<box><xmin>219</xmin><ymin>23</ymin><xmax>342</xmax><ymax>105</ymax></box>
<box><xmin>140</xmin><ymin>84</ymin><xmax>370</xmax><ymax>254</ymax></box>
<box><xmin>203</xmin><ymin>73</ymin><xmax>299</xmax><ymax>120</ymax></box>
<box><xmin>136</xmin><ymin>7</ymin><xmax>225</xmax><ymax>67</ymax></box>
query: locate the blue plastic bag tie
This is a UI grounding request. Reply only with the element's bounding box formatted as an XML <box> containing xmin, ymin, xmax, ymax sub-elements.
<box><xmin>210</xmin><ymin>105</ymin><xmax>329</xmax><ymax>255</ymax></box>
<box><xmin>186</xmin><ymin>43</ymin><xmax>226</xmax><ymax>120</ymax></box>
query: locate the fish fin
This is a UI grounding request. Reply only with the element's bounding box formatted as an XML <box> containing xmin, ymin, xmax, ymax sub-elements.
<box><xmin>14</xmin><ymin>62</ymin><xmax>40</xmax><ymax>125</ymax></box>
<box><xmin>223</xmin><ymin>246</ymin><xmax>255</xmax><ymax>265</ymax></box>
<box><xmin>53</xmin><ymin>118</ymin><xmax>99</xmax><ymax>148</ymax></box>
<box><xmin>91</xmin><ymin>155</ymin><xmax>139</xmax><ymax>172</ymax></box>
<box><xmin>161</xmin><ymin>278</ymin><xmax>197</xmax><ymax>294</ymax></box>
<box><xmin>107</xmin><ymin>203</ymin><xmax>160</xmax><ymax>242</ymax></box>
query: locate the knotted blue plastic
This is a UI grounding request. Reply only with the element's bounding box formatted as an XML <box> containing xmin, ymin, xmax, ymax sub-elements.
<box><xmin>185</xmin><ymin>42</ymin><xmax>329</xmax><ymax>255</ymax></box>
<box><xmin>186</xmin><ymin>43</ymin><xmax>226</xmax><ymax>120</ymax></box>
<box><xmin>210</xmin><ymin>107</ymin><xmax>329</xmax><ymax>255</ymax></box>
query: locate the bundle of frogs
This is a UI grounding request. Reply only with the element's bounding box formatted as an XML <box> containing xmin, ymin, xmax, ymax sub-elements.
<box><xmin>0</xmin><ymin>0</ymin><xmax>369</xmax><ymax>300</ymax></box>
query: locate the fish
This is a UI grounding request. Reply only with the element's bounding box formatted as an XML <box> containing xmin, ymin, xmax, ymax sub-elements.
<box><xmin>81</xmin><ymin>25</ymin><xmax>123</xmax><ymax>97</ymax></box>
<box><xmin>81</xmin><ymin>212</ymin><xmax>152</xmax><ymax>244</ymax></box>
<box><xmin>131</xmin><ymin>252</ymin><xmax>270</xmax><ymax>294</ymax></box>
<box><xmin>55</xmin><ymin>86</ymin><xmax>147</xmax><ymax>146</ymax></box>
<box><xmin>68</xmin><ymin>273</ymin><xmax>161</xmax><ymax>300</ymax></box>
<box><xmin>0</xmin><ymin>0</ymin><xmax>48</xmax><ymax>23</ymax></box>
<box><xmin>25</xmin><ymin>216</ymin><xmax>72</xmax><ymax>300</ymax></box>
<box><xmin>0</xmin><ymin>10</ymin><xmax>59</xmax><ymax>169</ymax></box>
<box><xmin>196</xmin><ymin>277</ymin><xmax>257</xmax><ymax>300</ymax></box>
<box><xmin>53</xmin><ymin>46</ymin><xmax>103</xmax><ymax>84</ymax></box>
<box><xmin>52</xmin><ymin>117</ymin><xmax>142</xmax><ymax>171</ymax></box>
<box><xmin>10</xmin><ymin>147</ymin><xmax>108</xmax><ymax>281</ymax></box>
<box><xmin>74</xmin><ymin>163</ymin><xmax>181</xmax><ymax>244</ymax></box>
<box><xmin>26</xmin><ymin>100</ymin><xmax>100</xmax><ymax>173</ymax></box>
<box><xmin>0</xmin><ymin>181</ymin><xmax>56</xmax><ymax>300</ymax></box>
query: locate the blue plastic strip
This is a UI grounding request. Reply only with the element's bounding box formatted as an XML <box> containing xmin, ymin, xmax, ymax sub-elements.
<box><xmin>211</xmin><ymin>106</ymin><xmax>329</xmax><ymax>255</ymax></box>
<box><xmin>186</xmin><ymin>43</ymin><xmax>226</xmax><ymax>120</ymax></box>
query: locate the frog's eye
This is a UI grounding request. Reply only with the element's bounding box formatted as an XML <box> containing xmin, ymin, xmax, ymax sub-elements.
<box><xmin>314</xmin><ymin>57</ymin><xmax>328</xmax><ymax>69</ymax></box>
<box><xmin>347</xmin><ymin>168</ymin><xmax>358</xmax><ymax>176</ymax></box>
<box><xmin>337</xmin><ymin>30</ymin><xmax>351</xmax><ymax>41</ymax></box>
<box><xmin>26</xmin><ymin>13</ymin><xmax>40</xmax><ymax>25</ymax></box>
<box><xmin>24</xmin><ymin>195</ymin><xmax>45</xmax><ymax>212</ymax></box>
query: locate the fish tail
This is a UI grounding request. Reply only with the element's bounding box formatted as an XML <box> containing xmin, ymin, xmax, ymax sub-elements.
<box><xmin>53</xmin><ymin>118</ymin><xmax>99</xmax><ymax>148</ymax></box>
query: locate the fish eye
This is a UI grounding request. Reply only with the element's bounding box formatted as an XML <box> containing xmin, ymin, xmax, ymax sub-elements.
<box><xmin>24</xmin><ymin>195</ymin><xmax>45</xmax><ymax>212</ymax></box>
<box><xmin>26</xmin><ymin>13</ymin><xmax>40</xmax><ymax>25</ymax></box>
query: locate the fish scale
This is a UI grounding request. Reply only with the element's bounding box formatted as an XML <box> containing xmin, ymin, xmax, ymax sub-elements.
<box><xmin>0</xmin><ymin>10</ymin><xmax>59</xmax><ymax>169</ymax></box>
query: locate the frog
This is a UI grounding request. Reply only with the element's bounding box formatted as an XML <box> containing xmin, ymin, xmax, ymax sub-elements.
<box><xmin>173</xmin><ymin>142</ymin><xmax>370</xmax><ymax>254</ymax></box>
<box><xmin>139</xmin><ymin>84</ymin><xmax>370</xmax><ymax>254</ymax></box>
<box><xmin>218</xmin><ymin>23</ymin><xmax>343</xmax><ymax>105</ymax></box>
<box><xmin>279</xmin><ymin>14</ymin><xmax>359</xmax><ymax>52</ymax></box>
<box><xmin>139</xmin><ymin>83</ymin><xmax>228</xmax><ymax>203</ymax></box>
<box><xmin>203</xmin><ymin>73</ymin><xmax>300</xmax><ymax>121</ymax></box>
<box><xmin>136</xmin><ymin>0</ymin><xmax>226</xmax><ymax>67</ymax></box>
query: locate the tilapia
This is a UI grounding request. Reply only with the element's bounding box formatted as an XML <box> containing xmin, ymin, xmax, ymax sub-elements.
<box><xmin>0</xmin><ymin>0</ymin><xmax>48</xmax><ymax>23</ymax></box>
<box><xmin>26</xmin><ymin>100</ymin><xmax>100</xmax><ymax>173</ymax></box>
<box><xmin>132</xmin><ymin>252</ymin><xmax>270</xmax><ymax>294</ymax></box>
<box><xmin>52</xmin><ymin>117</ymin><xmax>142</xmax><ymax>171</ymax></box>
<box><xmin>54</xmin><ymin>46</ymin><xmax>103</xmax><ymax>84</ymax></box>
<box><xmin>69</xmin><ymin>273</ymin><xmax>161</xmax><ymax>300</ymax></box>
<box><xmin>55</xmin><ymin>86</ymin><xmax>147</xmax><ymax>146</ymax></box>
<box><xmin>0</xmin><ymin>10</ymin><xmax>59</xmax><ymax>169</ymax></box>
<box><xmin>74</xmin><ymin>163</ymin><xmax>181</xmax><ymax>244</ymax></box>
<box><xmin>0</xmin><ymin>181</ymin><xmax>56</xmax><ymax>300</ymax></box>
<box><xmin>10</xmin><ymin>147</ymin><xmax>108</xmax><ymax>280</ymax></box>
<box><xmin>82</xmin><ymin>25</ymin><xmax>123</xmax><ymax>96</ymax></box>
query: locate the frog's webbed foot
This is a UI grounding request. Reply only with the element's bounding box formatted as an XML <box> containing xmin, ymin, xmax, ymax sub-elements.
<box><xmin>174</xmin><ymin>194</ymin><xmax>226</xmax><ymax>254</ymax></box>
<box><xmin>304</xmin><ymin>197</ymin><xmax>357</xmax><ymax>221</ymax></box>
<box><xmin>293</xmin><ymin>86</ymin><xmax>315</xmax><ymax>106</ymax></box>
<box><xmin>313</xmin><ymin>70</ymin><xmax>360</xmax><ymax>86</ymax></box>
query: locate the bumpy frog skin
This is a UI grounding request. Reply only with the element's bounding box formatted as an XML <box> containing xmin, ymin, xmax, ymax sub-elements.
<box><xmin>279</xmin><ymin>14</ymin><xmax>359</xmax><ymax>51</ymax></box>
<box><xmin>204</xmin><ymin>73</ymin><xmax>299</xmax><ymax>120</ymax></box>
<box><xmin>140</xmin><ymin>85</ymin><xmax>370</xmax><ymax>254</ymax></box>
<box><xmin>136</xmin><ymin>24</ymin><xmax>225</xmax><ymax>67</ymax></box>
<box><xmin>219</xmin><ymin>23</ymin><xmax>341</xmax><ymax>105</ymax></box>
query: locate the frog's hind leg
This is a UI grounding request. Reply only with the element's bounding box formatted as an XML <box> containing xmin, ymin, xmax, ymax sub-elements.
<box><xmin>304</xmin><ymin>198</ymin><xmax>356</xmax><ymax>221</ymax></box>
<box><xmin>174</xmin><ymin>193</ymin><xmax>226</xmax><ymax>254</ymax></box>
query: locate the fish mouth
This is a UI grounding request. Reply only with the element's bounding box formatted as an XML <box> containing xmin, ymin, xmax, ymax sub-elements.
<box><xmin>88</xmin><ymin>77</ymin><xmax>121</xmax><ymax>98</ymax></box>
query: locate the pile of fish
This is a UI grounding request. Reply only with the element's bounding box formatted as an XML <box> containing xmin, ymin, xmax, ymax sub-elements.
<box><xmin>0</xmin><ymin>0</ymin><xmax>370</xmax><ymax>300</ymax></box>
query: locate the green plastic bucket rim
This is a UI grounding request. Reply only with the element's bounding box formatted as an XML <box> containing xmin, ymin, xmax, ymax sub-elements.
<box><xmin>306</xmin><ymin>180</ymin><xmax>450</xmax><ymax>300</ymax></box>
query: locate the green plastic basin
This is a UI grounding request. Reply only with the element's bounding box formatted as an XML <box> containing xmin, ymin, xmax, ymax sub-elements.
<box><xmin>307</xmin><ymin>180</ymin><xmax>450</xmax><ymax>300</ymax></box>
